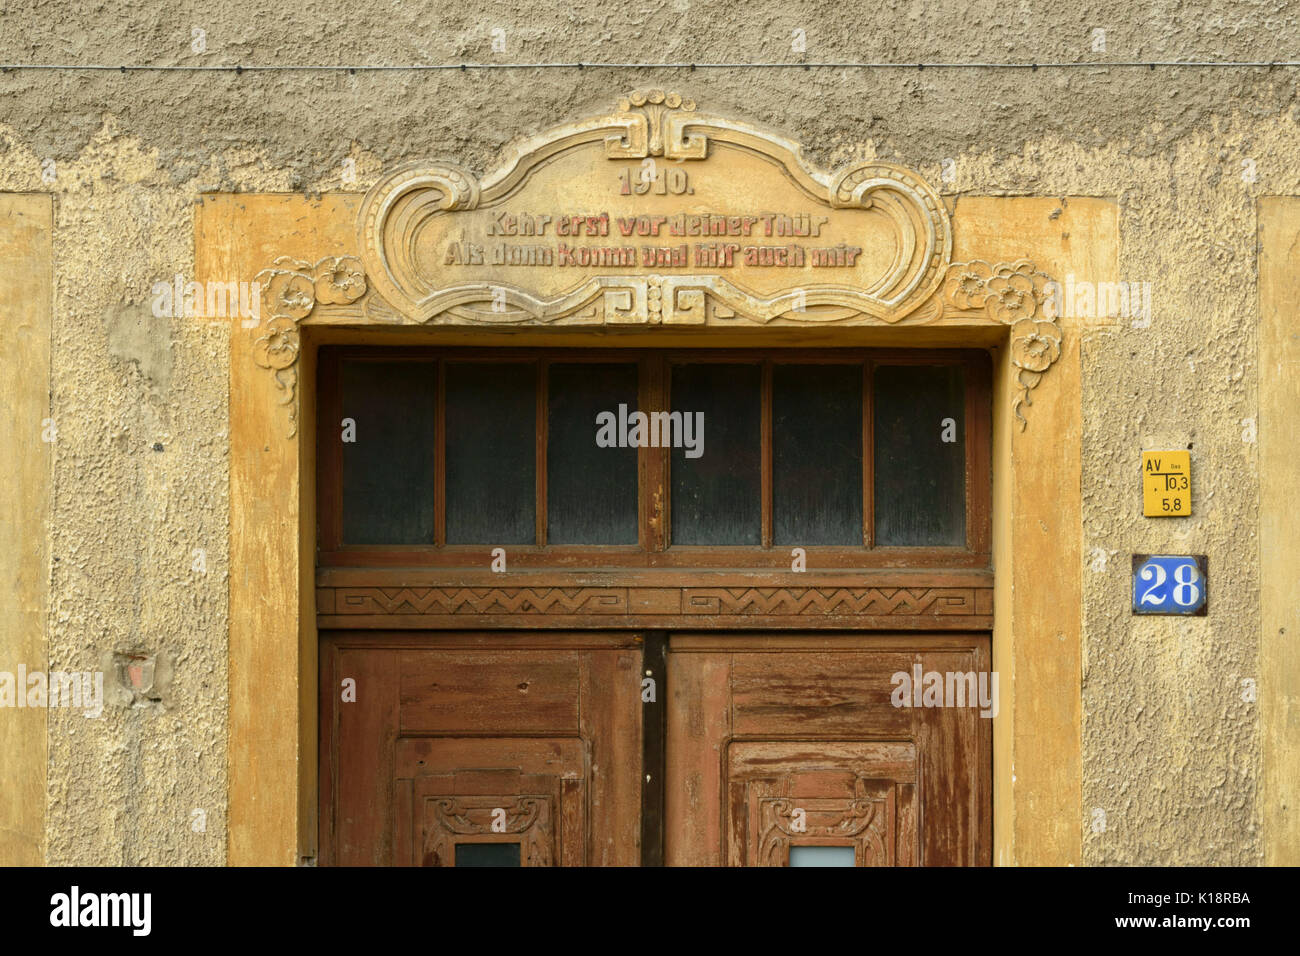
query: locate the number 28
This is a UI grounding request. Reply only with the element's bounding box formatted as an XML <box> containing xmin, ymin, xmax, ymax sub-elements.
<box><xmin>1139</xmin><ymin>562</ymin><xmax>1201</xmax><ymax>606</ymax></box>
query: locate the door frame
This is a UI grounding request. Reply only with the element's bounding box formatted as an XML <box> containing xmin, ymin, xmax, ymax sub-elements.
<box><xmin>209</xmin><ymin>191</ymin><xmax>1111</xmax><ymax>865</ymax></box>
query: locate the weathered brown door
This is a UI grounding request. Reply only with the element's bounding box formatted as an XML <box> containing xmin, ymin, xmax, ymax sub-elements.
<box><xmin>665</xmin><ymin>633</ymin><xmax>991</xmax><ymax>866</ymax></box>
<box><xmin>320</xmin><ymin>630</ymin><xmax>990</xmax><ymax>866</ymax></box>
<box><xmin>318</xmin><ymin>631</ymin><xmax>643</xmax><ymax>866</ymax></box>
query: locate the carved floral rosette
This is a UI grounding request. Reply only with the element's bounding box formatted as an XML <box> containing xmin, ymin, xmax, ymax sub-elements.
<box><xmin>941</xmin><ymin>258</ymin><xmax>1064</xmax><ymax>429</ymax></box>
<box><xmin>251</xmin><ymin>255</ymin><xmax>367</xmax><ymax>436</ymax></box>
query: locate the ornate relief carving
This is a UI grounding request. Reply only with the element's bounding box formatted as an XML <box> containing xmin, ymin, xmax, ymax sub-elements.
<box><xmin>430</xmin><ymin>795</ymin><xmax>547</xmax><ymax>834</ymax></box>
<box><xmin>422</xmin><ymin>795</ymin><xmax>553</xmax><ymax>867</ymax></box>
<box><xmin>728</xmin><ymin>741</ymin><xmax>920</xmax><ymax>866</ymax></box>
<box><xmin>249</xmin><ymin>93</ymin><xmax>1065</xmax><ymax>434</ymax></box>
<box><xmin>336</xmin><ymin>586</ymin><xmax>627</xmax><ymax>615</ymax></box>
<box><xmin>251</xmin><ymin>255</ymin><xmax>366</xmax><ymax>436</ymax></box>
<box><xmin>604</xmin><ymin>89</ymin><xmax>704</xmax><ymax>159</ymax></box>
<box><xmin>942</xmin><ymin>258</ymin><xmax>1063</xmax><ymax>429</ymax></box>
<box><xmin>757</xmin><ymin>784</ymin><xmax>890</xmax><ymax>867</ymax></box>
<box><xmin>355</xmin><ymin>89</ymin><xmax>951</xmax><ymax>328</ymax></box>
<box><xmin>681</xmin><ymin>586</ymin><xmax>979</xmax><ymax>616</ymax></box>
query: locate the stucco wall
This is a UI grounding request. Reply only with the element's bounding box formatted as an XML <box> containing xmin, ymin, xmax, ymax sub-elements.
<box><xmin>2</xmin><ymin>0</ymin><xmax>1294</xmax><ymax>864</ymax></box>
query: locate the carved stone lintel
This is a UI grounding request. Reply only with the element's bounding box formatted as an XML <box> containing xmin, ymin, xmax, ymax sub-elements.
<box><xmin>356</xmin><ymin>89</ymin><xmax>951</xmax><ymax>328</ymax></box>
<box><xmin>250</xmin><ymin>94</ymin><xmax>1064</xmax><ymax>436</ymax></box>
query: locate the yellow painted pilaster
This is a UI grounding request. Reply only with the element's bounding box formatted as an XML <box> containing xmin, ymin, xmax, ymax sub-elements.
<box><xmin>0</xmin><ymin>194</ymin><xmax>53</xmax><ymax>866</ymax></box>
<box><xmin>1258</xmin><ymin>198</ymin><xmax>1300</xmax><ymax>865</ymax></box>
<box><xmin>199</xmin><ymin>194</ymin><xmax>360</xmax><ymax>865</ymax></box>
<box><xmin>956</xmin><ymin>196</ymin><xmax>1117</xmax><ymax>865</ymax></box>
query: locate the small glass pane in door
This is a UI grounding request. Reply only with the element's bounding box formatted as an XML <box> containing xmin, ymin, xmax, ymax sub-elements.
<box><xmin>789</xmin><ymin>846</ymin><xmax>857</xmax><ymax>867</ymax></box>
<box><xmin>547</xmin><ymin>362</ymin><xmax>639</xmax><ymax>544</ymax></box>
<box><xmin>455</xmin><ymin>843</ymin><xmax>522</xmax><ymax>867</ymax></box>
<box><xmin>340</xmin><ymin>359</ymin><xmax>437</xmax><ymax>545</ymax></box>
<box><xmin>773</xmin><ymin>363</ymin><xmax>863</xmax><ymax>545</ymax></box>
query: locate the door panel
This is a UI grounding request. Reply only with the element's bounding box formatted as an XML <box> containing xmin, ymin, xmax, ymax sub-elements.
<box><xmin>319</xmin><ymin>632</ymin><xmax>642</xmax><ymax>866</ymax></box>
<box><xmin>400</xmin><ymin>739</ymin><xmax>584</xmax><ymax>866</ymax></box>
<box><xmin>665</xmin><ymin>633</ymin><xmax>991</xmax><ymax>866</ymax></box>
<box><xmin>727</xmin><ymin>741</ymin><xmax>919</xmax><ymax>866</ymax></box>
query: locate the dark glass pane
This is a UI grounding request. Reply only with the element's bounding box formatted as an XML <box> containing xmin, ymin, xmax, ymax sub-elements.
<box><xmin>444</xmin><ymin>363</ymin><xmax>537</xmax><ymax>544</ymax></box>
<box><xmin>548</xmin><ymin>363</ymin><xmax>639</xmax><ymax>545</ymax></box>
<box><xmin>455</xmin><ymin>843</ymin><xmax>521</xmax><ymax>867</ymax></box>
<box><xmin>340</xmin><ymin>360</ymin><xmax>436</xmax><ymax>545</ymax></box>
<box><xmin>670</xmin><ymin>364</ymin><xmax>761</xmax><ymax>545</ymax></box>
<box><xmin>773</xmin><ymin>364</ymin><xmax>862</xmax><ymax>545</ymax></box>
<box><xmin>873</xmin><ymin>365</ymin><xmax>965</xmax><ymax>546</ymax></box>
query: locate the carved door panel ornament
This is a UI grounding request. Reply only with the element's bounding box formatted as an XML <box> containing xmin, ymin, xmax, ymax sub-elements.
<box><xmin>419</xmin><ymin>788</ymin><xmax>557</xmax><ymax>868</ymax></box>
<box><xmin>321</xmin><ymin>633</ymin><xmax>988</xmax><ymax>866</ymax></box>
<box><xmin>731</xmin><ymin>743</ymin><xmax>919</xmax><ymax>867</ymax></box>
<box><xmin>249</xmin><ymin>90</ymin><xmax>1063</xmax><ymax>434</ymax></box>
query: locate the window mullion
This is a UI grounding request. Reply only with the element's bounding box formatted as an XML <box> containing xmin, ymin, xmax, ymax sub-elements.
<box><xmin>761</xmin><ymin>358</ymin><xmax>773</xmax><ymax>549</ymax></box>
<box><xmin>863</xmin><ymin>360</ymin><xmax>874</xmax><ymax>548</ymax></box>
<box><xmin>537</xmin><ymin>359</ymin><xmax>548</xmax><ymax>547</ymax></box>
<box><xmin>644</xmin><ymin>354</ymin><xmax>669</xmax><ymax>552</ymax></box>
<box><xmin>434</xmin><ymin>357</ymin><xmax>446</xmax><ymax>548</ymax></box>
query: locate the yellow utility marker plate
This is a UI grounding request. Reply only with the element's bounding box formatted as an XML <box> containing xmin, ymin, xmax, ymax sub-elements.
<box><xmin>1142</xmin><ymin>450</ymin><xmax>1191</xmax><ymax>516</ymax></box>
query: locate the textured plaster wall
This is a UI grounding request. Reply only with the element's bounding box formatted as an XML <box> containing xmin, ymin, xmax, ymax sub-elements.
<box><xmin>1</xmin><ymin>0</ymin><xmax>1291</xmax><ymax>864</ymax></box>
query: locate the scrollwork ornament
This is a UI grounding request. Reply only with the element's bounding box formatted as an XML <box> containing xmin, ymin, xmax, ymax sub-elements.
<box><xmin>606</xmin><ymin>89</ymin><xmax>702</xmax><ymax>159</ymax></box>
<box><xmin>360</xmin><ymin>92</ymin><xmax>950</xmax><ymax>327</ymax></box>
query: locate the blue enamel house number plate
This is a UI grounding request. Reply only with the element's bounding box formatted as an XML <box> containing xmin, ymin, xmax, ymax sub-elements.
<box><xmin>1132</xmin><ymin>554</ymin><xmax>1208</xmax><ymax>615</ymax></box>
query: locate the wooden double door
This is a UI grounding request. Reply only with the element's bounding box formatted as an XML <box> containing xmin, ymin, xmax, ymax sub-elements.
<box><xmin>319</xmin><ymin>631</ymin><xmax>991</xmax><ymax>866</ymax></box>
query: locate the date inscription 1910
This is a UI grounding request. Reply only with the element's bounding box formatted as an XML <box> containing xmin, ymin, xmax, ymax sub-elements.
<box><xmin>444</xmin><ymin>165</ymin><xmax>863</xmax><ymax>271</ymax></box>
